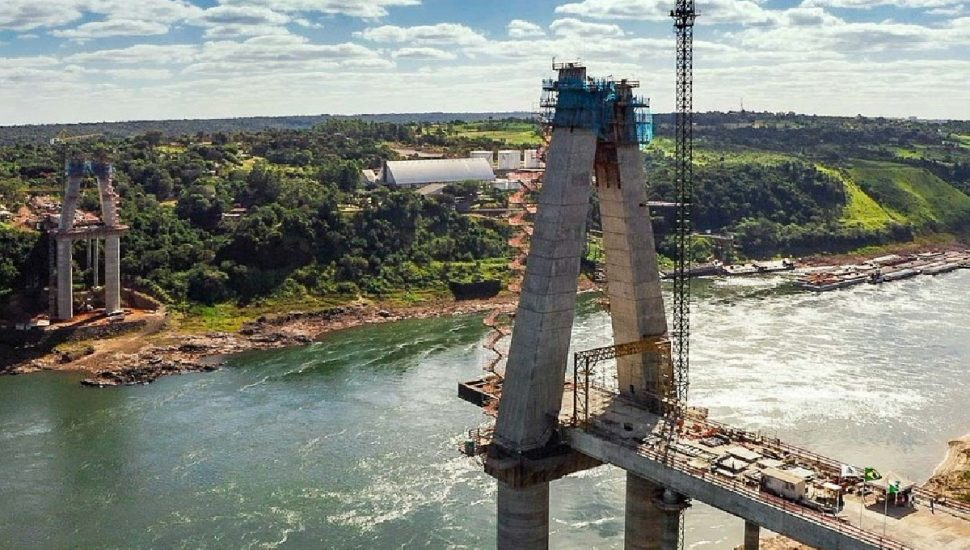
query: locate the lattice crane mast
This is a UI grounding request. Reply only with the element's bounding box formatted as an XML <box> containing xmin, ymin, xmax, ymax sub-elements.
<box><xmin>670</xmin><ymin>0</ymin><xmax>697</xmax><ymax>413</ymax></box>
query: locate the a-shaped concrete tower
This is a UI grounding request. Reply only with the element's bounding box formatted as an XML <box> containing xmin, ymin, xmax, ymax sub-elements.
<box><xmin>489</xmin><ymin>63</ymin><xmax>673</xmax><ymax>548</ymax></box>
<box><xmin>460</xmin><ymin>64</ymin><xmax>944</xmax><ymax>550</ymax></box>
<box><xmin>52</xmin><ymin>159</ymin><xmax>126</xmax><ymax>321</ymax></box>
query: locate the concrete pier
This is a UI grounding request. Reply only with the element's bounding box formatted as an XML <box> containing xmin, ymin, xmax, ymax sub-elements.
<box><xmin>656</xmin><ymin>489</ymin><xmax>689</xmax><ymax>550</ymax></box>
<box><xmin>51</xmin><ymin>160</ymin><xmax>126</xmax><ymax>321</ymax></box>
<box><xmin>93</xmin><ymin>238</ymin><xmax>99</xmax><ymax>288</ymax></box>
<box><xmin>59</xmin><ymin>170</ymin><xmax>83</xmax><ymax>232</ymax></box>
<box><xmin>625</xmin><ymin>473</ymin><xmax>664</xmax><ymax>550</ymax></box>
<box><xmin>56</xmin><ymin>239</ymin><xmax>73</xmax><ymax>320</ymax></box>
<box><xmin>493</xmin><ymin>126</ymin><xmax>597</xmax><ymax>452</ymax></box>
<box><xmin>497</xmin><ymin>481</ymin><xmax>549</xmax><ymax>550</ymax></box>
<box><xmin>104</xmin><ymin>236</ymin><xmax>121</xmax><ymax>314</ymax></box>
<box><xmin>744</xmin><ymin>520</ymin><xmax>760</xmax><ymax>550</ymax></box>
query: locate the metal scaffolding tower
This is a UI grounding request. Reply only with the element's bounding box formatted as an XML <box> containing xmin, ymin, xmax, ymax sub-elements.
<box><xmin>671</xmin><ymin>1</ymin><xmax>698</xmax><ymax>548</ymax></box>
<box><xmin>671</xmin><ymin>0</ymin><xmax>696</xmax><ymax>418</ymax></box>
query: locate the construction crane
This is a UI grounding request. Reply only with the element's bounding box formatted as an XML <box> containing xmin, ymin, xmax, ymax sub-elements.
<box><xmin>670</xmin><ymin>0</ymin><xmax>696</xmax><ymax>414</ymax></box>
<box><xmin>49</xmin><ymin>131</ymin><xmax>102</xmax><ymax>146</ymax></box>
<box><xmin>670</xmin><ymin>2</ymin><xmax>697</xmax><ymax>548</ymax></box>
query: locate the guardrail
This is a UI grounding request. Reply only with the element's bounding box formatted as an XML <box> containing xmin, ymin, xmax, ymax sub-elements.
<box><xmin>912</xmin><ymin>487</ymin><xmax>970</xmax><ymax>519</ymax></box>
<box><xmin>583</xmin><ymin>423</ymin><xmax>911</xmax><ymax>550</ymax></box>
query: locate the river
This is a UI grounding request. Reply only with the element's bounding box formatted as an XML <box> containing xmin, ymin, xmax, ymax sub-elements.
<box><xmin>1</xmin><ymin>271</ymin><xmax>968</xmax><ymax>549</ymax></box>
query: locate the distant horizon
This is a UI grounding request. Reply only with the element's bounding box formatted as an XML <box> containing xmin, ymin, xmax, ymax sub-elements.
<box><xmin>2</xmin><ymin>1</ymin><xmax>969</xmax><ymax>125</ymax></box>
<box><xmin>2</xmin><ymin>109</ymin><xmax>966</xmax><ymax>131</ymax></box>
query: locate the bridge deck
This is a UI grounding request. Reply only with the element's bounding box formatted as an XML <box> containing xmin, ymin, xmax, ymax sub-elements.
<box><xmin>564</xmin><ymin>390</ymin><xmax>970</xmax><ymax>550</ymax></box>
<box><xmin>457</xmin><ymin>378</ymin><xmax>970</xmax><ymax>549</ymax></box>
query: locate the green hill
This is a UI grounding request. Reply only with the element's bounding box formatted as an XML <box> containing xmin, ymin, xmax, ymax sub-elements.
<box><xmin>847</xmin><ymin>160</ymin><xmax>970</xmax><ymax>231</ymax></box>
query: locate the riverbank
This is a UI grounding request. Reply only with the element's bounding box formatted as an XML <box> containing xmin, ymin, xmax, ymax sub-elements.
<box><xmin>923</xmin><ymin>434</ymin><xmax>970</xmax><ymax>503</ymax></box>
<box><xmin>6</xmin><ymin>294</ymin><xmax>518</xmax><ymax>386</ymax></box>
<box><xmin>3</xmin><ymin>242</ymin><xmax>966</xmax><ymax>387</ymax></box>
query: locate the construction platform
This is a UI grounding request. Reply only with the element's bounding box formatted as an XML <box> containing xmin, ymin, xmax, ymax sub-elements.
<box><xmin>459</xmin><ymin>379</ymin><xmax>970</xmax><ymax>549</ymax></box>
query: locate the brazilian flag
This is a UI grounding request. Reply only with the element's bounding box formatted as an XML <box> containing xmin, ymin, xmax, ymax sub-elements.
<box><xmin>864</xmin><ymin>467</ymin><xmax>882</xmax><ymax>481</ymax></box>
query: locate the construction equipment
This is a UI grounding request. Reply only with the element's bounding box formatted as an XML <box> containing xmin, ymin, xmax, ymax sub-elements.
<box><xmin>670</xmin><ymin>1</ymin><xmax>697</xmax><ymax>547</ymax></box>
<box><xmin>49</xmin><ymin>131</ymin><xmax>102</xmax><ymax>146</ymax></box>
<box><xmin>670</xmin><ymin>0</ymin><xmax>696</xmax><ymax>421</ymax></box>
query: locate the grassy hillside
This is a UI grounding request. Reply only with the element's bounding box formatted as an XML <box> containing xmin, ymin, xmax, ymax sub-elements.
<box><xmin>816</xmin><ymin>165</ymin><xmax>895</xmax><ymax>230</ymax></box>
<box><xmin>847</xmin><ymin>160</ymin><xmax>970</xmax><ymax>230</ymax></box>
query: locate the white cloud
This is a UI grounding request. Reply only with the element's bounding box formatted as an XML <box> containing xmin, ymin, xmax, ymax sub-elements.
<box><xmin>217</xmin><ymin>0</ymin><xmax>420</xmax><ymax>18</ymax></box>
<box><xmin>357</xmin><ymin>23</ymin><xmax>487</xmax><ymax>45</ymax></box>
<box><xmin>186</xmin><ymin>5</ymin><xmax>294</xmax><ymax>38</ymax></box>
<box><xmin>729</xmin><ymin>11</ymin><xmax>970</xmax><ymax>53</ymax></box>
<box><xmin>550</xmin><ymin>17</ymin><xmax>625</xmax><ymax>37</ymax></box>
<box><xmin>196</xmin><ymin>5</ymin><xmax>290</xmax><ymax>26</ymax></box>
<box><xmin>87</xmin><ymin>0</ymin><xmax>202</xmax><ymax>24</ymax></box>
<box><xmin>52</xmin><ymin>19</ymin><xmax>170</xmax><ymax>40</ymax></box>
<box><xmin>1</xmin><ymin>0</ymin><xmax>414</xmax><ymax>34</ymax></box>
<box><xmin>202</xmin><ymin>24</ymin><xmax>293</xmax><ymax>38</ymax></box>
<box><xmin>555</xmin><ymin>0</ymin><xmax>777</xmax><ymax>25</ymax></box>
<box><xmin>507</xmin><ymin>19</ymin><xmax>545</xmax><ymax>38</ymax></box>
<box><xmin>0</xmin><ymin>56</ymin><xmax>61</xmax><ymax>71</ymax></box>
<box><xmin>0</xmin><ymin>1</ymin><xmax>86</xmax><ymax>30</ymax></box>
<box><xmin>197</xmin><ymin>35</ymin><xmax>382</xmax><ymax>64</ymax></box>
<box><xmin>392</xmin><ymin>47</ymin><xmax>457</xmax><ymax>60</ymax></box>
<box><xmin>65</xmin><ymin>44</ymin><xmax>200</xmax><ymax>64</ymax></box>
<box><xmin>1</xmin><ymin>0</ymin><xmax>969</xmax><ymax>124</ymax></box>
<box><xmin>800</xmin><ymin>0</ymin><xmax>965</xmax><ymax>8</ymax></box>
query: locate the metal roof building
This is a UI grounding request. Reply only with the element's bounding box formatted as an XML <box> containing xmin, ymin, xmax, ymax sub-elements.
<box><xmin>384</xmin><ymin>158</ymin><xmax>495</xmax><ymax>187</ymax></box>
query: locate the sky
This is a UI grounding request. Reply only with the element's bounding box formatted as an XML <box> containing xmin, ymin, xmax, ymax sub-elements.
<box><xmin>0</xmin><ymin>0</ymin><xmax>968</xmax><ymax>125</ymax></box>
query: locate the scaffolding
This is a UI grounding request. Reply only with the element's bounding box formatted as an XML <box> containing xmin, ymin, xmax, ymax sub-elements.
<box><xmin>540</xmin><ymin>62</ymin><xmax>653</xmax><ymax>148</ymax></box>
<box><xmin>571</xmin><ymin>337</ymin><xmax>676</xmax><ymax>427</ymax></box>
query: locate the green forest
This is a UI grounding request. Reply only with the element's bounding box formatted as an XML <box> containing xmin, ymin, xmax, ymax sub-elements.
<box><xmin>1</xmin><ymin>112</ymin><xmax>969</xmax><ymax>317</ymax></box>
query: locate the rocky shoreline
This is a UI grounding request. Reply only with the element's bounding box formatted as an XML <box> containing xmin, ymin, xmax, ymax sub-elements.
<box><xmin>55</xmin><ymin>298</ymin><xmax>517</xmax><ymax>387</ymax></box>
<box><xmin>7</xmin><ymin>243</ymin><xmax>967</xmax><ymax>388</ymax></box>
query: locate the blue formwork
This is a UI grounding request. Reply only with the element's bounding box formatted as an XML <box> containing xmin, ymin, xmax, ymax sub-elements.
<box><xmin>541</xmin><ymin>64</ymin><xmax>653</xmax><ymax>147</ymax></box>
<box><xmin>65</xmin><ymin>159</ymin><xmax>112</xmax><ymax>178</ymax></box>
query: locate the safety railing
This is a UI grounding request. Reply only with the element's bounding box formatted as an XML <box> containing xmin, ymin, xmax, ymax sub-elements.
<box><xmin>912</xmin><ymin>487</ymin><xmax>970</xmax><ymax>519</ymax></box>
<box><xmin>582</xmin><ymin>423</ymin><xmax>911</xmax><ymax>550</ymax></box>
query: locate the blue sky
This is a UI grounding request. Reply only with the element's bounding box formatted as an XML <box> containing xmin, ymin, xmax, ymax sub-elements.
<box><xmin>1</xmin><ymin>0</ymin><xmax>968</xmax><ymax>124</ymax></box>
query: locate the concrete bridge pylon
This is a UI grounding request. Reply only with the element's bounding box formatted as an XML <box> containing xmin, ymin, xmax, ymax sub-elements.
<box><xmin>52</xmin><ymin>159</ymin><xmax>126</xmax><ymax>321</ymax></box>
<box><xmin>489</xmin><ymin>62</ymin><xmax>678</xmax><ymax>550</ymax></box>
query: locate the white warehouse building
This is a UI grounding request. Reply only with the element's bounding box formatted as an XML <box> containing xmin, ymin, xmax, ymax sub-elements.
<box><xmin>382</xmin><ymin>158</ymin><xmax>496</xmax><ymax>188</ymax></box>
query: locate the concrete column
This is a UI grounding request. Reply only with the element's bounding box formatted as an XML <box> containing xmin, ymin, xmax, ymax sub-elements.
<box><xmin>625</xmin><ymin>473</ymin><xmax>663</xmax><ymax>550</ymax></box>
<box><xmin>494</xmin><ymin>127</ymin><xmax>597</xmax><ymax>452</ymax></box>
<box><xmin>93</xmin><ymin>238</ymin><xmax>100</xmax><ymax>288</ymax></box>
<box><xmin>48</xmin><ymin>237</ymin><xmax>57</xmax><ymax>318</ymax></box>
<box><xmin>60</xmin><ymin>165</ymin><xmax>83</xmax><ymax>231</ymax></box>
<box><xmin>497</xmin><ymin>481</ymin><xmax>549</xmax><ymax>550</ymax></box>
<box><xmin>657</xmin><ymin>489</ymin><xmax>689</xmax><ymax>550</ymax></box>
<box><xmin>659</xmin><ymin>508</ymin><xmax>681</xmax><ymax>550</ymax></box>
<box><xmin>597</xmin><ymin>143</ymin><xmax>669</xmax><ymax>408</ymax></box>
<box><xmin>105</xmin><ymin>235</ymin><xmax>121</xmax><ymax>314</ymax></box>
<box><xmin>56</xmin><ymin>239</ymin><xmax>73</xmax><ymax>321</ymax></box>
<box><xmin>743</xmin><ymin>520</ymin><xmax>760</xmax><ymax>550</ymax></box>
<box><xmin>95</xmin><ymin>167</ymin><xmax>120</xmax><ymax>228</ymax></box>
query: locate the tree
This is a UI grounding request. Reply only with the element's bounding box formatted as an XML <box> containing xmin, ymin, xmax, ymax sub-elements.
<box><xmin>186</xmin><ymin>266</ymin><xmax>229</xmax><ymax>305</ymax></box>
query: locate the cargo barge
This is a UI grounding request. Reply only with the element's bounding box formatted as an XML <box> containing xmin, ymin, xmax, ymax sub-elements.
<box><xmin>795</xmin><ymin>251</ymin><xmax>970</xmax><ymax>293</ymax></box>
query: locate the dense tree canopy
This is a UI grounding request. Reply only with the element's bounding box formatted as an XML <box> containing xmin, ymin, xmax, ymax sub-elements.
<box><xmin>1</xmin><ymin>112</ymin><xmax>968</xmax><ymax>310</ymax></box>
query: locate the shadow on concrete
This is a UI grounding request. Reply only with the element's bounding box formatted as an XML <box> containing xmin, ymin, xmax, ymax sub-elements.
<box><xmin>864</xmin><ymin>499</ymin><xmax>919</xmax><ymax>519</ymax></box>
